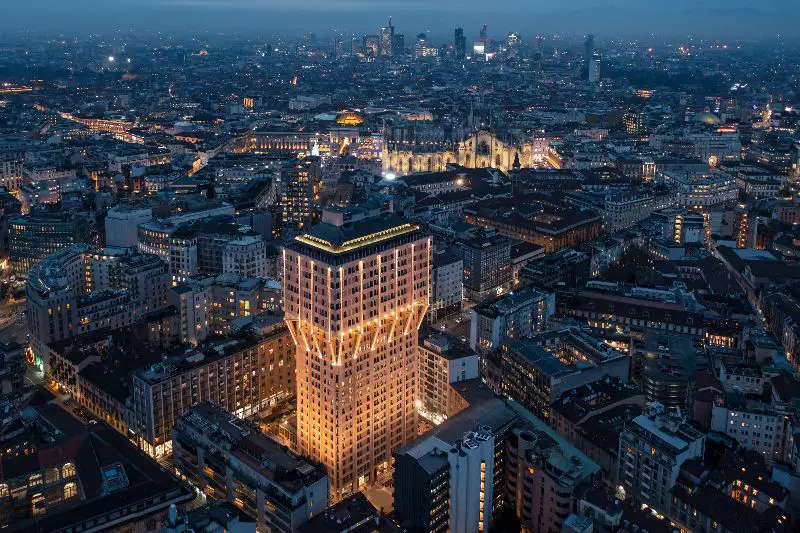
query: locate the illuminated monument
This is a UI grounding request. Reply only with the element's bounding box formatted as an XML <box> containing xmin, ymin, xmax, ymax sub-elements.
<box><xmin>282</xmin><ymin>203</ymin><xmax>431</xmax><ymax>500</ymax></box>
<box><xmin>382</xmin><ymin>130</ymin><xmax>546</xmax><ymax>175</ymax></box>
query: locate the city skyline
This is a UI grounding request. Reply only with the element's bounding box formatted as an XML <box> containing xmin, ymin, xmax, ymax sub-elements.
<box><xmin>0</xmin><ymin>4</ymin><xmax>799</xmax><ymax>532</ymax></box>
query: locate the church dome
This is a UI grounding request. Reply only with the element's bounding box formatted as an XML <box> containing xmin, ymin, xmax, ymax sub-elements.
<box><xmin>336</xmin><ymin>111</ymin><xmax>364</xmax><ymax>126</ymax></box>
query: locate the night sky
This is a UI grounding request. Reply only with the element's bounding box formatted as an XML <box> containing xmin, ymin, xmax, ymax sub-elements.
<box><xmin>3</xmin><ymin>0</ymin><xmax>799</xmax><ymax>40</ymax></box>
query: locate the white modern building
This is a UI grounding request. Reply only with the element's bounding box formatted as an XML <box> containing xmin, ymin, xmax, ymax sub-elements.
<box><xmin>223</xmin><ymin>234</ymin><xmax>268</xmax><ymax>278</ymax></box>
<box><xmin>417</xmin><ymin>334</ymin><xmax>479</xmax><ymax>424</ymax></box>
<box><xmin>393</xmin><ymin>400</ymin><xmax>518</xmax><ymax>533</ymax></box>
<box><xmin>618</xmin><ymin>403</ymin><xmax>705</xmax><ymax>514</ymax></box>
<box><xmin>105</xmin><ymin>204</ymin><xmax>153</xmax><ymax>248</ymax></box>
<box><xmin>711</xmin><ymin>399</ymin><xmax>793</xmax><ymax>463</ymax></box>
<box><xmin>660</xmin><ymin>170</ymin><xmax>738</xmax><ymax>209</ymax></box>
<box><xmin>470</xmin><ymin>285</ymin><xmax>555</xmax><ymax>353</ymax></box>
<box><xmin>603</xmin><ymin>189</ymin><xmax>676</xmax><ymax>233</ymax></box>
<box><xmin>430</xmin><ymin>245</ymin><xmax>463</xmax><ymax>322</ymax></box>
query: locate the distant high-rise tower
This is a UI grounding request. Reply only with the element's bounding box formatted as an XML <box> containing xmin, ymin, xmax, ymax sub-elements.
<box><xmin>363</xmin><ymin>34</ymin><xmax>379</xmax><ymax>57</ymax></box>
<box><xmin>589</xmin><ymin>52</ymin><xmax>601</xmax><ymax>85</ymax></box>
<box><xmin>585</xmin><ymin>34</ymin><xmax>595</xmax><ymax>59</ymax></box>
<box><xmin>333</xmin><ymin>39</ymin><xmax>344</xmax><ymax>60</ymax></box>
<box><xmin>380</xmin><ymin>16</ymin><xmax>394</xmax><ymax>57</ymax></box>
<box><xmin>507</xmin><ymin>32</ymin><xmax>520</xmax><ymax>56</ymax></box>
<box><xmin>480</xmin><ymin>23</ymin><xmax>488</xmax><ymax>43</ymax></box>
<box><xmin>393</xmin><ymin>33</ymin><xmax>405</xmax><ymax>56</ymax></box>
<box><xmin>415</xmin><ymin>33</ymin><xmax>428</xmax><ymax>59</ymax></box>
<box><xmin>283</xmin><ymin>205</ymin><xmax>431</xmax><ymax>501</ymax></box>
<box><xmin>455</xmin><ymin>28</ymin><xmax>466</xmax><ymax>57</ymax></box>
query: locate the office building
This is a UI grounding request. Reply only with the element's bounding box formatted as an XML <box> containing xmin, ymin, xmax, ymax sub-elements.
<box><xmin>660</xmin><ymin>170</ymin><xmax>738</xmax><ymax>209</ymax></box>
<box><xmin>454</xmin><ymin>28</ymin><xmax>466</xmax><ymax>58</ymax></box>
<box><xmin>130</xmin><ymin>326</ymin><xmax>295</xmax><ymax>457</ymax></box>
<box><xmin>746</xmin><ymin>132</ymin><xmax>795</xmax><ymax>175</ymax></box>
<box><xmin>417</xmin><ymin>333</ymin><xmax>479</xmax><ymax>425</ymax></box>
<box><xmin>222</xmin><ymin>234</ymin><xmax>269</xmax><ymax>278</ymax></box>
<box><xmin>137</xmin><ymin>203</ymin><xmax>236</xmax><ymax>259</ymax></box>
<box><xmin>25</xmin><ymin>245</ymin><xmax>169</xmax><ymax>361</ymax></box>
<box><xmin>393</xmin><ymin>399</ymin><xmax>518</xmax><ymax>533</ymax></box>
<box><xmin>298</xmin><ymin>491</ymin><xmax>395</xmax><ymax>532</ymax></box>
<box><xmin>585</xmin><ymin>34</ymin><xmax>595</xmax><ymax>59</ymax></box>
<box><xmin>519</xmin><ymin>248</ymin><xmax>590</xmax><ymax>290</ymax></box>
<box><xmin>169</xmin><ymin>273</ymin><xmax>282</xmax><ymax>344</ymax></box>
<box><xmin>557</xmin><ymin>282</ymin><xmax>707</xmax><ymax>337</ymax></box>
<box><xmin>465</xmin><ymin>200</ymin><xmax>603</xmax><ymax>255</ymax></box>
<box><xmin>278</xmin><ymin>158</ymin><xmax>321</xmax><ymax>233</ymax></box>
<box><xmin>618</xmin><ymin>403</ymin><xmax>705</xmax><ymax>514</ymax></box>
<box><xmin>430</xmin><ymin>244</ymin><xmax>463</xmax><ymax>322</ymax></box>
<box><xmin>105</xmin><ymin>204</ymin><xmax>153</xmax><ymax>248</ymax></box>
<box><xmin>667</xmin><ymin>448</ymin><xmax>791</xmax><ymax>533</ymax></box>
<box><xmin>8</xmin><ymin>210</ymin><xmax>91</xmax><ymax>277</ymax></box>
<box><xmin>380</xmin><ymin>17</ymin><xmax>394</xmax><ymax>57</ymax></box>
<box><xmin>459</xmin><ymin>228</ymin><xmax>512</xmax><ymax>303</ymax></box>
<box><xmin>589</xmin><ymin>53</ymin><xmax>601</xmax><ymax>85</ymax></box>
<box><xmin>623</xmin><ymin>110</ymin><xmax>644</xmax><ymax>134</ymax></box>
<box><xmin>282</xmin><ymin>206</ymin><xmax>430</xmax><ymax>500</ymax></box>
<box><xmin>167</xmin><ymin>217</ymin><xmax>268</xmax><ymax>284</ymax></box>
<box><xmin>483</xmin><ymin>327</ymin><xmax>629</xmax><ymax>420</ymax></box>
<box><xmin>711</xmin><ymin>395</ymin><xmax>793</xmax><ymax>463</ymax></box>
<box><xmin>470</xmin><ymin>285</ymin><xmax>555</xmax><ymax>353</ymax></box>
<box><xmin>652</xmin><ymin>208</ymin><xmax>706</xmax><ymax>244</ymax></box>
<box><xmin>173</xmin><ymin>402</ymin><xmax>328</xmax><ymax>533</ymax></box>
<box><xmin>159</xmin><ymin>501</ymin><xmax>258</xmax><ymax>533</ymax></box>
<box><xmin>505</xmin><ymin>422</ymin><xmax>599</xmax><ymax>533</ymax></box>
<box><xmin>601</xmin><ymin>189</ymin><xmax>676</xmax><ymax>233</ymax></box>
<box><xmin>392</xmin><ymin>33</ymin><xmax>405</xmax><ymax>56</ymax></box>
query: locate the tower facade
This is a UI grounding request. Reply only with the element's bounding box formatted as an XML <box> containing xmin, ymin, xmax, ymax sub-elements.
<box><xmin>283</xmin><ymin>208</ymin><xmax>431</xmax><ymax>500</ymax></box>
<box><xmin>380</xmin><ymin>17</ymin><xmax>394</xmax><ymax>57</ymax></box>
<box><xmin>589</xmin><ymin>53</ymin><xmax>601</xmax><ymax>85</ymax></box>
<box><xmin>455</xmin><ymin>28</ymin><xmax>466</xmax><ymax>58</ymax></box>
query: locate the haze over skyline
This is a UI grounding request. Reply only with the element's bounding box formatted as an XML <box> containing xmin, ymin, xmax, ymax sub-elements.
<box><xmin>3</xmin><ymin>0</ymin><xmax>800</xmax><ymax>40</ymax></box>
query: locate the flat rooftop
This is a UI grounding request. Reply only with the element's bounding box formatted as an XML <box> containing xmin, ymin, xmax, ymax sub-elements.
<box><xmin>178</xmin><ymin>402</ymin><xmax>325</xmax><ymax>494</ymax></box>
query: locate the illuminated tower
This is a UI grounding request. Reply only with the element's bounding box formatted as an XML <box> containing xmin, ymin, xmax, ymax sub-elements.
<box><xmin>380</xmin><ymin>16</ymin><xmax>394</xmax><ymax>57</ymax></box>
<box><xmin>283</xmin><ymin>205</ymin><xmax>431</xmax><ymax>501</ymax></box>
<box><xmin>589</xmin><ymin>52</ymin><xmax>601</xmax><ymax>85</ymax></box>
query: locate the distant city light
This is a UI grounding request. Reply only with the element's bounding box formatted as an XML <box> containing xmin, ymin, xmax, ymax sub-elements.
<box><xmin>385</xmin><ymin>172</ymin><xmax>396</xmax><ymax>180</ymax></box>
<box><xmin>108</xmin><ymin>56</ymin><xmax>115</xmax><ymax>62</ymax></box>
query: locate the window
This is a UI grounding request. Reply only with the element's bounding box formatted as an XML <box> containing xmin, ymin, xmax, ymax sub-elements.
<box><xmin>31</xmin><ymin>493</ymin><xmax>45</xmax><ymax>516</ymax></box>
<box><xmin>45</xmin><ymin>467</ymin><xmax>59</xmax><ymax>484</ymax></box>
<box><xmin>64</xmin><ymin>482</ymin><xmax>77</xmax><ymax>499</ymax></box>
<box><xmin>62</xmin><ymin>463</ymin><xmax>76</xmax><ymax>478</ymax></box>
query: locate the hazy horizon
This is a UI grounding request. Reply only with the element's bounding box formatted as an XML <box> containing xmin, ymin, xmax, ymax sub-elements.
<box><xmin>3</xmin><ymin>0</ymin><xmax>800</xmax><ymax>42</ymax></box>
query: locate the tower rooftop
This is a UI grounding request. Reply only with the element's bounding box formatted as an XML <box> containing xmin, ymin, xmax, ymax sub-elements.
<box><xmin>293</xmin><ymin>213</ymin><xmax>419</xmax><ymax>256</ymax></box>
